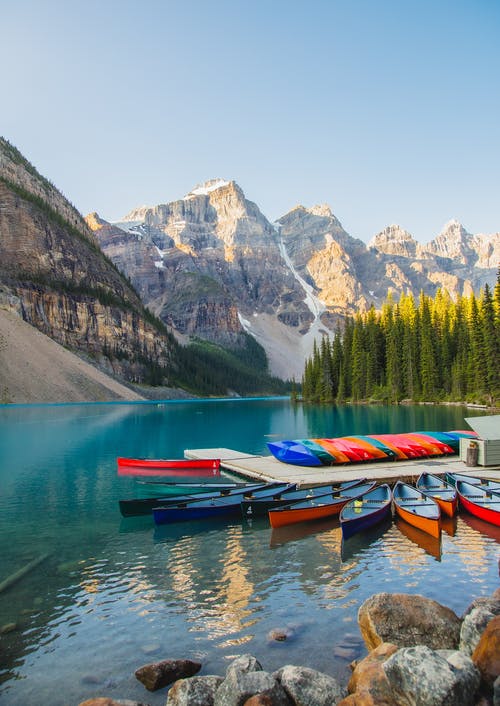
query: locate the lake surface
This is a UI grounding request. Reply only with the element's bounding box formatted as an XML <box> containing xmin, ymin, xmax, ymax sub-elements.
<box><xmin>0</xmin><ymin>399</ymin><xmax>498</xmax><ymax>705</ymax></box>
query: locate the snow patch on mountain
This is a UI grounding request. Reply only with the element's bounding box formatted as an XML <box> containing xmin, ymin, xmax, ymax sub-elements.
<box><xmin>278</xmin><ymin>235</ymin><xmax>326</xmax><ymax>320</ymax></box>
<box><xmin>187</xmin><ymin>179</ymin><xmax>230</xmax><ymax>198</ymax></box>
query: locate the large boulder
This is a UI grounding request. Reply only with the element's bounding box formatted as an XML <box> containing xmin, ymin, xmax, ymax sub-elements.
<box><xmin>135</xmin><ymin>658</ymin><xmax>201</xmax><ymax>691</ymax></box>
<box><xmin>274</xmin><ymin>664</ymin><xmax>347</xmax><ymax>705</ymax></box>
<box><xmin>383</xmin><ymin>645</ymin><xmax>480</xmax><ymax>706</ymax></box>
<box><xmin>166</xmin><ymin>675</ymin><xmax>223</xmax><ymax>705</ymax></box>
<box><xmin>472</xmin><ymin>614</ymin><xmax>500</xmax><ymax>688</ymax></box>
<box><xmin>358</xmin><ymin>593</ymin><xmax>461</xmax><ymax>651</ymax></box>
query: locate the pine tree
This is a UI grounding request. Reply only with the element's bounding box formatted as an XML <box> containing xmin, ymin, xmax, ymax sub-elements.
<box><xmin>419</xmin><ymin>293</ymin><xmax>440</xmax><ymax>400</ymax></box>
<box><xmin>350</xmin><ymin>316</ymin><xmax>366</xmax><ymax>401</ymax></box>
<box><xmin>450</xmin><ymin>298</ymin><xmax>469</xmax><ymax>399</ymax></box>
<box><xmin>479</xmin><ymin>283</ymin><xmax>500</xmax><ymax>404</ymax></box>
<box><xmin>467</xmin><ymin>294</ymin><xmax>487</xmax><ymax>396</ymax></box>
<box><xmin>385</xmin><ymin>305</ymin><xmax>403</xmax><ymax>401</ymax></box>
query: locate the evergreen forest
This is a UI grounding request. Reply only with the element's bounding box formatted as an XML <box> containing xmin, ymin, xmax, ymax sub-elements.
<box><xmin>301</xmin><ymin>270</ymin><xmax>500</xmax><ymax>407</ymax></box>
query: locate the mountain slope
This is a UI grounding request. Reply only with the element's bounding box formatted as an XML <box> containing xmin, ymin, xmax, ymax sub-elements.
<box><xmin>0</xmin><ymin>308</ymin><xmax>145</xmax><ymax>403</ymax></box>
<box><xmin>0</xmin><ymin>138</ymin><xmax>179</xmax><ymax>388</ymax></box>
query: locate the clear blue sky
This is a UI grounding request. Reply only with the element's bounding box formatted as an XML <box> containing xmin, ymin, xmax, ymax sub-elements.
<box><xmin>2</xmin><ymin>0</ymin><xmax>499</xmax><ymax>243</ymax></box>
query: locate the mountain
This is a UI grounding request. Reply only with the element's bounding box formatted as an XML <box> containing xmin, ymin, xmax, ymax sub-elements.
<box><xmin>88</xmin><ymin>180</ymin><xmax>499</xmax><ymax>379</ymax></box>
<box><xmin>0</xmin><ymin>140</ymin><xmax>289</xmax><ymax>400</ymax></box>
<box><xmin>2</xmin><ymin>135</ymin><xmax>497</xmax><ymax>393</ymax></box>
<box><xmin>91</xmin><ymin>179</ymin><xmax>312</xmax><ymax>378</ymax></box>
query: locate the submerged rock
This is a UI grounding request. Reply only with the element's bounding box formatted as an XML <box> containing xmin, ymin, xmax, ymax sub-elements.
<box><xmin>267</xmin><ymin>628</ymin><xmax>294</xmax><ymax>643</ymax></box>
<box><xmin>0</xmin><ymin>622</ymin><xmax>17</xmax><ymax>634</ymax></box>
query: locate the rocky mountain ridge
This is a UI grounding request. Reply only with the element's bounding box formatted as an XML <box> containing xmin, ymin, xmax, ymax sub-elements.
<box><xmin>0</xmin><ymin>137</ymin><xmax>178</xmax><ymax>388</ymax></box>
<box><xmin>88</xmin><ymin>179</ymin><xmax>499</xmax><ymax>379</ymax></box>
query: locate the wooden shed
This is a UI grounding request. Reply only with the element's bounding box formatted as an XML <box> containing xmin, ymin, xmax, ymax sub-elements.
<box><xmin>460</xmin><ymin>414</ymin><xmax>500</xmax><ymax>467</ymax></box>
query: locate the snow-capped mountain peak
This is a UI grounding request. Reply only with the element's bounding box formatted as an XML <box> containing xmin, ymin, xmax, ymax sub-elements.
<box><xmin>186</xmin><ymin>179</ymin><xmax>231</xmax><ymax>198</ymax></box>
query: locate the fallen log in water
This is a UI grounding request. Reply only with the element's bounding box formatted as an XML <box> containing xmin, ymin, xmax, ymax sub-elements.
<box><xmin>0</xmin><ymin>553</ymin><xmax>51</xmax><ymax>594</ymax></box>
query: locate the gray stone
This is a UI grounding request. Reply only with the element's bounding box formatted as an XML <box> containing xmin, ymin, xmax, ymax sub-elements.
<box><xmin>494</xmin><ymin>674</ymin><xmax>500</xmax><ymax>706</ymax></box>
<box><xmin>462</xmin><ymin>595</ymin><xmax>500</xmax><ymax>620</ymax></box>
<box><xmin>166</xmin><ymin>675</ymin><xmax>223</xmax><ymax>705</ymax></box>
<box><xmin>79</xmin><ymin>696</ymin><xmax>148</xmax><ymax>706</ymax></box>
<box><xmin>383</xmin><ymin>645</ymin><xmax>479</xmax><ymax>706</ymax></box>
<box><xmin>225</xmin><ymin>655</ymin><xmax>263</xmax><ymax>678</ymax></box>
<box><xmin>438</xmin><ymin>649</ymin><xmax>481</xmax><ymax>697</ymax></box>
<box><xmin>214</xmin><ymin>669</ymin><xmax>289</xmax><ymax>706</ymax></box>
<box><xmin>460</xmin><ymin>606</ymin><xmax>496</xmax><ymax>656</ymax></box>
<box><xmin>274</xmin><ymin>664</ymin><xmax>347</xmax><ymax>706</ymax></box>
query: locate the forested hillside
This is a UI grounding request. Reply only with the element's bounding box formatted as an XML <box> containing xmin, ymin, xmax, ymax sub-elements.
<box><xmin>301</xmin><ymin>270</ymin><xmax>500</xmax><ymax>407</ymax></box>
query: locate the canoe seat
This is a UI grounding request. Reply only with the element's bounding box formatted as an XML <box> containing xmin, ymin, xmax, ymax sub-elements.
<box><xmin>397</xmin><ymin>502</ymin><xmax>433</xmax><ymax>507</ymax></box>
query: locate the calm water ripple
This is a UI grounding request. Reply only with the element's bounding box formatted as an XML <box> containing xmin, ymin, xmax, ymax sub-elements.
<box><xmin>0</xmin><ymin>400</ymin><xmax>498</xmax><ymax>705</ymax></box>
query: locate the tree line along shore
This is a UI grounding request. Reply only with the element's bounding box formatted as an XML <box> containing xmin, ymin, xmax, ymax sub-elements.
<box><xmin>300</xmin><ymin>271</ymin><xmax>500</xmax><ymax>408</ymax></box>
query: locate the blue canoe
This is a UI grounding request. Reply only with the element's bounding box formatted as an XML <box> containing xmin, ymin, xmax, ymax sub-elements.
<box><xmin>266</xmin><ymin>440</ymin><xmax>323</xmax><ymax>466</ymax></box>
<box><xmin>340</xmin><ymin>484</ymin><xmax>393</xmax><ymax>540</ymax></box>
<box><xmin>241</xmin><ymin>478</ymin><xmax>367</xmax><ymax>518</ymax></box>
<box><xmin>445</xmin><ymin>472</ymin><xmax>500</xmax><ymax>493</ymax></box>
<box><xmin>120</xmin><ymin>482</ymin><xmax>269</xmax><ymax>517</ymax></box>
<box><xmin>152</xmin><ymin>482</ymin><xmax>295</xmax><ymax>524</ymax></box>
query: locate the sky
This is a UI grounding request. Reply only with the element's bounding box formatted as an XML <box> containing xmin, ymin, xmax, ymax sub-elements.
<box><xmin>2</xmin><ymin>0</ymin><xmax>499</xmax><ymax>243</ymax></box>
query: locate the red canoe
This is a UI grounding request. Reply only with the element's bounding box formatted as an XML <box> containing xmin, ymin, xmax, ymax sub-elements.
<box><xmin>117</xmin><ymin>457</ymin><xmax>221</xmax><ymax>476</ymax></box>
<box><xmin>456</xmin><ymin>480</ymin><xmax>500</xmax><ymax>527</ymax></box>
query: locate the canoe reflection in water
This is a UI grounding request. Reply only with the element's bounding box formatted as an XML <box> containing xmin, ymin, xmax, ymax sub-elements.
<box><xmin>459</xmin><ymin>512</ymin><xmax>500</xmax><ymax>543</ymax></box>
<box><xmin>268</xmin><ymin>516</ymin><xmax>342</xmax><ymax>548</ymax></box>
<box><xmin>395</xmin><ymin>517</ymin><xmax>442</xmax><ymax>561</ymax></box>
<box><xmin>440</xmin><ymin>515</ymin><xmax>457</xmax><ymax>537</ymax></box>
<box><xmin>340</xmin><ymin>516</ymin><xmax>393</xmax><ymax>563</ymax></box>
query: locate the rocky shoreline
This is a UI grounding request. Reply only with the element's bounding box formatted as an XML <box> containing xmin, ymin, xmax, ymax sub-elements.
<box><xmin>78</xmin><ymin>588</ymin><xmax>500</xmax><ymax>706</ymax></box>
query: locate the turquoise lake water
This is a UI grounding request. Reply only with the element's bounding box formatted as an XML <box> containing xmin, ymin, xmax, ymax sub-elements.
<box><xmin>0</xmin><ymin>398</ymin><xmax>498</xmax><ymax>705</ymax></box>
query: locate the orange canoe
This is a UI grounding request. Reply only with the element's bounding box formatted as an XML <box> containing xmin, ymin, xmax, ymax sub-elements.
<box><xmin>268</xmin><ymin>480</ymin><xmax>376</xmax><ymax>529</ymax></box>
<box><xmin>393</xmin><ymin>480</ymin><xmax>441</xmax><ymax>538</ymax></box>
<box><xmin>416</xmin><ymin>472</ymin><xmax>458</xmax><ymax>518</ymax></box>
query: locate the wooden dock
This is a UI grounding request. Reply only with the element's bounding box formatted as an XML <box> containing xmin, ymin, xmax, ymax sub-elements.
<box><xmin>184</xmin><ymin>448</ymin><xmax>500</xmax><ymax>486</ymax></box>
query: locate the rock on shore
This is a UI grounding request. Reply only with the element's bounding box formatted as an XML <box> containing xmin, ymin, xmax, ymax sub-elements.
<box><xmin>79</xmin><ymin>588</ymin><xmax>500</xmax><ymax>706</ymax></box>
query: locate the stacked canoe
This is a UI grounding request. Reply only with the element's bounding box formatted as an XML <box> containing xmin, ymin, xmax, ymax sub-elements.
<box><xmin>267</xmin><ymin>430</ymin><xmax>478</xmax><ymax>467</ymax></box>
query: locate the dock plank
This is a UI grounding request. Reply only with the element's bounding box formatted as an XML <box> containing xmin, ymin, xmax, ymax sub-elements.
<box><xmin>184</xmin><ymin>448</ymin><xmax>500</xmax><ymax>486</ymax></box>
